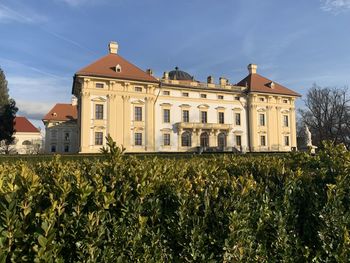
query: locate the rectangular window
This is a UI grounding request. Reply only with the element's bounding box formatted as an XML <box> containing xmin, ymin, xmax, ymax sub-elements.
<box><xmin>182</xmin><ymin>92</ymin><xmax>189</xmax><ymax>97</ymax></box>
<box><xmin>201</xmin><ymin>111</ymin><xmax>207</xmax><ymax>123</ymax></box>
<box><xmin>259</xmin><ymin>114</ymin><xmax>265</xmax><ymax>126</ymax></box>
<box><xmin>163</xmin><ymin>109</ymin><xmax>170</xmax><ymax>123</ymax></box>
<box><xmin>135</xmin><ymin>86</ymin><xmax>142</xmax><ymax>92</ymax></box>
<box><xmin>51</xmin><ymin>130</ymin><xmax>57</xmax><ymax>139</ymax></box>
<box><xmin>260</xmin><ymin>135</ymin><xmax>266</xmax><ymax>146</ymax></box>
<box><xmin>135</xmin><ymin>133</ymin><xmax>142</xmax><ymax>146</ymax></box>
<box><xmin>95</xmin><ymin>83</ymin><xmax>104</xmax><ymax>89</ymax></box>
<box><xmin>283</xmin><ymin>99</ymin><xmax>288</xmax><ymax>103</ymax></box>
<box><xmin>95</xmin><ymin>132</ymin><xmax>103</xmax><ymax>145</ymax></box>
<box><xmin>235</xmin><ymin>96</ymin><xmax>240</xmax><ymax>101</ymax></box>
<box><xmin>283</xmin><ymin>115</ymin><xmax>289</xmax><ymax>127</ymax></box>
<box><xmin>64</xmin><ymin>132</ymin><xmax>70</xmax><ymax>141</ymax></box>
<box><xmin>163</xmin><ymin>133</ymin><xmax>170</xmax><ymax>146</ymax></box>
<box><xmin>200</xmin><ymin>94</ymin><xmax>207</xmax><ymax>99</ymax></box>
<box><xmin>183</xmin><ymin>110</ymin><xmax>189</xmax><ymax>122</ymax></box>
<box><xmin>284</xmin><ymin>136</ymin><xmax>290</xmax><ymax>146</ymax></box>
<box><xmin>236</xmin><ymin>135</ymin><xmax>242</xmax><ymax>146</ymax></box>
<box><xmin>135</xmin><ymin>106</ymin><xmax>142</xmax><ymax>121</ymax></box>
<box><xmin>218</xmin><ymin>95</ymin><xmax>224</xmax><ymax>100</ymax></box>
<box><xmin>95</xmin><ymin>104</ymin><xmax>104</xmax><ymax>120</ymax></box>
<box><xmin>235</xmin><ymin>113</ymin><xmax>241</xmax><ymax>126</ymax></box>
<box><xmin>163</xmin><ymin>90</ymin><xmax>170</xmax><ymax>95</ymax></box>
<box><xmin>259</xmin><ymin>97</ymin><xmax>265</xmax><ymax>102</ymax></box>
<box><xmin>218</xmin><ymin>112</ymin><xmax>225</xmax><ymax>124</ymax></box>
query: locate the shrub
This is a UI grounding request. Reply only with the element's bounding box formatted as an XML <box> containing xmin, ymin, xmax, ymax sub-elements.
<box><xmin>0</xmin><ymin>141</ymin><xmax>349</xmax><ymax>262</ymax></box>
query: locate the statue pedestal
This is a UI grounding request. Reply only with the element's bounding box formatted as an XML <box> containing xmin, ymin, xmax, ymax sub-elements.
<box><xmin>300</xmin><ymin>145</ymin><xmax>317</xmax><ymax>155</ymax></box>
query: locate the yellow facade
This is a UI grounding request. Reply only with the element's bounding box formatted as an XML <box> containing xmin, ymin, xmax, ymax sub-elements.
<box><xmin>72</xmin><ymin>42</ymin><xmax>299</xmax><ymax>153</ymax></box>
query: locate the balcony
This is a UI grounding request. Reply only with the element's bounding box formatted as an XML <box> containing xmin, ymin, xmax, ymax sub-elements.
<box><xmin>175</xmin><ymin>122</ymin><xmax>231</xmax><ymax>131</ymax></box>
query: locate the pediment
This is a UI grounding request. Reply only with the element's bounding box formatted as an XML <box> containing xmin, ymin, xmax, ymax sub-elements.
<box><xmin>131</xmin><ymin>99</ymin><xmax>145</xmax><ymax>105</ymax></box>
<box><xmin>198</xmin><ymin>104</ymin><xmax>209</xmax><ymax>109</ymax></box>
<box><xmin>91</xmin><ymin>96</ymin><xmax>107</xmax><ymax>102</ymax></box>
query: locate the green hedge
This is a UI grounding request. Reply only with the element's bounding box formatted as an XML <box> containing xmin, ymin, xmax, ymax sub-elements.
<box><xmin>0</xmin><ymin>140</ymin><xmax>349</xmax><ymax>262</ymax></box>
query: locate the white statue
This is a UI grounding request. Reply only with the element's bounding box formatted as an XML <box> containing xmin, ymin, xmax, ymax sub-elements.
<box><xmin>305</xmin><ymin>124</ymin><xmax>312</xmax><ymax>146</ymax></box>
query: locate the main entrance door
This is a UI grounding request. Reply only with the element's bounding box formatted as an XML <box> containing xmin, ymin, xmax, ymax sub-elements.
<box><xmin>218</xmin><ymin>132</ymin><xmax>226</xmax><ymax>151</ymax></box>
<box><xmin>200</xmin><ymin>132</ymin><xmax>209</xmax><ymax>148</ymax></box>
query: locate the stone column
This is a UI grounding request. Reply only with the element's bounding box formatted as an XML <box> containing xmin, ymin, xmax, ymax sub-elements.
<box><xmin>195</xmin><ymin>129</ymin><xmax>201</xmax><ymax>147</ymax></box>
<box><xmin>122</xmin><ymin>95</ymin><xmax>130</xmax><ymax>149</ymax></box>
<box><xmin>276</xmin><ymin>106</ymin><xmax>282</xmax><ymax>150</ymax></box>
<box><xmin>107</xmin><ymin>93</ymin><xmax>116</xmax><ymax>140</ymax></box>
<box><xmin>267</xmin><ymin>105</ymin><xmax>274</xmax><ymax>151</ymax></box>
<box><xmin>177</xmin><ymin>128</ymin><xmax>183</xmax><ymax>150</ymax></box>
<box><xmin>249</xmin><ymin>104</ymin><xmax>257</xmax><ymax>152</ymax></box>
<box><xmin>145</xmin><ymin>96</ymin><xmax>155</xmax><ymax>152</ymax></box>
<box><xmin>227</xmin><ymin>128</ymin><xmax>234</xmax><ymax>148</ymax></box>
<box><xmin>209</xmin><ymin>129</ymin><xmax>218</xmax><ymax>147</ymax></box>
<box><xmin>80</xmin><ymin>85</ymin><xmax>90</xmax><ymax>153</ymax></box>
<box><xmin>290</xmin><ymin>106</ymin><xmax>297</xmax><ymax>149</ymax></box>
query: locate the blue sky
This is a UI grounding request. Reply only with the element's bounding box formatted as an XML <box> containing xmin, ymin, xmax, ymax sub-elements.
<box><xmin>1</xmin><ymin>0</ymin><xmax>350</xmax><ymax>129</ymax></box>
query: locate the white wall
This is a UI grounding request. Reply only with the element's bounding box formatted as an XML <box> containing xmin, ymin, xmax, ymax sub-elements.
<box><xmin>154</xmin><ymin>87</ymin><xmax>248</xmax><ymax>152</ymax></box>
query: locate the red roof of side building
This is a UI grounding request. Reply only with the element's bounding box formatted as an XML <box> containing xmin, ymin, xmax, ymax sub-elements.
<box><xmin>75</xmin><ymin>53</ymin><xmax>158</xmax><ymax>83</ymax></box>
<box><xmin>14</xmin><ymin>116</ymin><xmax>40</xmax><ymax>133</ymax></box>
<box><xmin>43</xmin><ymin>103</ymin><xmax>77</xmax><ymax>121</ymax></box>
<box><xmin>237</xmin><ymin>73</ymin><xmax>301</xmax><ymax>97</ymax></box>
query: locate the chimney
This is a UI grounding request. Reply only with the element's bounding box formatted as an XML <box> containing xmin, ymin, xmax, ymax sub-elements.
<box><xmin>71</xmin><ymin>96</ymin><xmax>78</xmax><ymax>106</ymax></box>
<box><xmin>207</xmin><ymin>76</ymin><xmax>214</xmax><ymax>84</ymax></box>
<box><xmin>219</xmin><ymin>77</ymin><xmax>228</xmax><ymax>86</ymax></box>
<box><xmin>109</xmin><ymin>41</ymin><xmax>119</xmax><ymax>54</ymax></box>
<box><xmin>248</xmin><ymin>64</ymin><xmax>257</xmax><ymax>74</ymax></box>
<box><xmin>163</xmin><ymin>71</ymin><xmax>169</xmax><ymax>80</ymax></box>
<box><xmin>146</xmin><ymin>69</ymin><xmax>153</xmax><ymax>76</ymax></box>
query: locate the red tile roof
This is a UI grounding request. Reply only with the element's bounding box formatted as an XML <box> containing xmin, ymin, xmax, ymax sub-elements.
<box><xmin>43</xmin><ymin>104</ymin><xmax>77</xmax><ymax>121</ymax></box>
<box><xmin>75</xmin><ymin>53</ymin><xmax>158</xmax><ymax>83</ymax></box>
<box><xmin>237</xmin><ymin>73</ymin><xmax>301</xmax><ymax>97</ymax></box>
<box><xmin>14</xmin><ymin>117</ymin><xmax>40</xmax><ymax>133</ymax></box>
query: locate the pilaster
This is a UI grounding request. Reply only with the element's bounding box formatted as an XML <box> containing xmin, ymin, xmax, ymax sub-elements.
<box><xmin>122</xmin><ymin>95</ymin><xmax>130</xmax><ymax>148</ymax></box>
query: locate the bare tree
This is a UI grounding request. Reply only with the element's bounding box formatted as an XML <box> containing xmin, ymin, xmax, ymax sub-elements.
<box><xmin>299</xmin><ymin>84</ymin><xmax>350</xmax><ymax>148</ymax></box>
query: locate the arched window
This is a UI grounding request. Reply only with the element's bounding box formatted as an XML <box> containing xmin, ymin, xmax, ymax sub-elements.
<box><xmin>200</xmin><ymin>132</ymin><xmax>209</xmax><ymax>148</ymax></box>
<box><xmin>22</xmin><ymin>140</ymin><xmax>32</xmax><ymax>146</ymax></box>
<box><xmin>218</xmin><ymin>132</ymin><xmax>226</xmax><ymax>150</ymax></box>
<box><xmin>181</xmin><ymin>131</ymin><xmax>192</xmax><ymax>147</ymax></box>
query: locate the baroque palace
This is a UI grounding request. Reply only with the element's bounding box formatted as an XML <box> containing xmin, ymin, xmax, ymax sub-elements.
<box><xmin>43</xmin><ymin>41</ymin><xmax>300</xmax><ymax>153</ymax></box>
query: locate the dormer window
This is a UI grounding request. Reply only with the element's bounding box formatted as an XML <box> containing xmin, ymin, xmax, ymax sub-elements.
<box><xmin>114</xmin><ymin>64</ymin><xmax>122</xmax><ymax>72</ymax></box>
<box><xmin>268</xmin><ymin>81</ymin><xmax>275</xmax><ymax>88</ymax></box>
<box><xmin>52</xmin><ymin>112</ymin><xmax>57</xmax><ymax>117</ymax></box>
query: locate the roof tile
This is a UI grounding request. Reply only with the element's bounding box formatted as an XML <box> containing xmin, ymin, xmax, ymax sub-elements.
<box><xmin>14</xmin><ymin>117</ymin><xmax>40</xmax><ymax>133</ymax></box>
<box><xmin>43</xmin><ymin>104</ymin><xmax>77</xmax><ymax>121</ymax></box>
<box><xmin>237</xmin><ymin>73</ymin><xmax>301</xmax><ymax>97</ymax></box>
<box><xmin>75</xmin><ymin>53</ymin><xmax>158</xmax><ymax>83</ymax></box>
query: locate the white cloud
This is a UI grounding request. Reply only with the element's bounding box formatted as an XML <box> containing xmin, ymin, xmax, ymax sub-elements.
<box><xmin>5</xmin><ymin>75</ymin><xmax>72</xmax><ymax>121</ymax></box>
<box><xmin>0</xmin><ymin>3</ymin><xmax>47</xmax><ymax>24</ymax></box>
<box><xmin>57</xmin><ymin>0</ymin><xmax>102</xmax><ymax>7</ymax></box>
<box><xmin>0</xmin><ymin>3</ymin><xmax>46</xmax><ymax>24</ymax></box>
<box><xmin>16</xmin><ymin>100</ymin><xmax>54</xmax><ymax>120</ymax></box>
<box><xmin>321</xmin><ymin>0</ymin><xmax>350</xmax><ymax>13</ymax></box>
